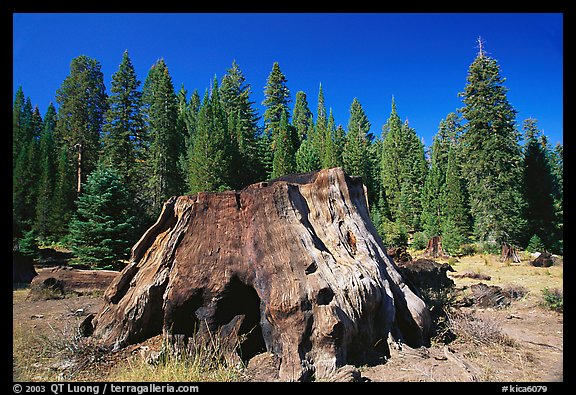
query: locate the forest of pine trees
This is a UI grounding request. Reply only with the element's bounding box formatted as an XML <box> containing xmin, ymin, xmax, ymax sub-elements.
<box><xmin>13</xmin><ymin>46</ymin><xmax>563</xmax><ymax>268</ymax></box>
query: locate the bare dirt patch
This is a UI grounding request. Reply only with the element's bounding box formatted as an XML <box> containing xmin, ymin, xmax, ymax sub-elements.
<box><xmin>13</xmin><ymin>256</ymin><xmax>563</xmax><ymax>382</ymax></box>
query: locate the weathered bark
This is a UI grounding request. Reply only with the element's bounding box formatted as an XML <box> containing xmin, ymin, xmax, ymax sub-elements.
<box><xmin>500</xmin><ymin>242</ymin><xmax>520</xmax><ymax>263</ymax></box>
<box><xmin>89</xmin><ymin>167</ymin><xmax>430</xmax><ymax>381</ymax></box>
<box><xmin>423</xmin><ymin>236</ymin><xmax>447</xmax><ymax>258</ymax></box>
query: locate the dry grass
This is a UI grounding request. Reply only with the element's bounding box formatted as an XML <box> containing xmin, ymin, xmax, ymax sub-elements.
<box><xmin>108</xmin><ymin>335</ymin><xmax>244</xmax><ymax>382</ymax></box>
<box><xmin>443</xmin><ymin>254</ymin><xmax>563</xmax><ymax>301</ymax></box>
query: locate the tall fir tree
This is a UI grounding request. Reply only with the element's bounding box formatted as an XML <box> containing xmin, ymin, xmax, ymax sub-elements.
<box><xmin>220</xmin><ymin>61</ymin><xmax>262</xmax><ymax>188</ymax></box>
<box><xmin>442</xmin><ymin>143</ymin><xmax>471</xmax><ymax>254</ymax></box>
<box><xmin>271</xmin><ymin>111</ymin><xmax>296</xmax><ymax>178</ymax></box>
<box><xmin>187</xmin><ymin>83</ymin><xmax>233</xmax><ymax>194</ymax></box>
<box><xmin>520</xmin><ymin>118</ymin><xmax>556</xmax><ymax>250</ymax></box>
<box><xmin>35</xmin><ymin>103</ymin><xmax>58</xmax><ymax>241</ymax></box>
<box><xmin>102</xmin><ymin>50</ymin><xmax>144</xmax><ymax>193</ymax></box>
<box><xmin>292</xmin><ymin>91</ymin><xmax>312</xmax><ymax>144</ymax></box>
<box><xmin>55</xmin><ymin>55</ymin><xmax>108</xmax><ymax>196</ymax></box>
<box><xmin>262</xmin><ymin>62</ymin><xmax>290</xmax><ymax>179</ymax></box>
<box><xmin>342</xmin><ymin>98</ymin><xmax>370</xmax><ymax>182</ymax></box>
<box><xmin>314</xmin><ymin>83</ymin><xmax>328</xmax><ymax>167</ymax></box>
<box><xmin>381</xmin><ymin>98</ymin><xmax>427</xmax><ymax>231</ymax></box>
<box><xmin>548</xmin><ymin>142</ymin><xmax>563</xmax><ymax>254</ymax></box>
<box><xmin>13</xmin><ymin>86</ymin><xmax>27</xmax><ymax>165</ymax></box>
<box><xmin>321</xmin><ymin>109</ymin><xmax>340</xmax><ymax>169</ymax></box>
<box><xmin>395</xmin><ymin>120</ymin><xmax>427</xmax><ymax>231</ymax></box>
<box><xmin>420</xmin><ymin>113</ymin><xmax>462</xmax><ymax>237</ymax></box>
<box><xmin>381</xmin><ymin>97</ymin><xmax>403</xmax><ymax>221</ymax></box>
<box><xmin>12</xmin><ymin>89</ymin><xmax>37</xmax><ymax>237</ymax></box>
<box><xmin>459</xmin><ymin>41</ymin><xmax>526</xmax><ymax>245</ymax></box>
<box><xmin>295</xmin><ymin>116</ymin><xmax>321</xmax><ymax>173</ymax></box>
<box><xmin>141</xmin><ymin>59</ymin><xmax>183</xmax><ymax>216</ymax></box>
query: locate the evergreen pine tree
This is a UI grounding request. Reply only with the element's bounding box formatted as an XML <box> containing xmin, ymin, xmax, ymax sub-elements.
<box><xmin>459</xmin><ymin>41</ymin><xmax>526</xmax><ymax>245</ymax></box>
<box><xmin>12</xmin><ymin>89</ymin><xmax>37</xmax><ymax>237</ymax></box>
<box><xmin>271</xmin><ymin>111</ymin><xmax>296</xmax><ymax>178</ymax></box>
<box><xmin>102</xmin><ymin>50</ymin><xmax>144</xmax><ymax>193</ymax></box>
<box><xmin>220</xmin><ymin>61</ymin><xmax>261</xmax><ymax>188</ymax></box>
<box><xmin>51</xmin><ymin>145</ymin><xmax>76</xmax><ymax>241</ymax></box>
<box><xmin>321</xmin><ymin>109</ymin><xmax>339</xmax><ymax>168</ymax></box>
<box><xmin>548</xmin><ymin>142</ymin><xmax>563</xmax><ymax>253</ymax></box>
<box><xmin>187</xmin><ymin>85</ymin><xmax>232</xmax><ymax>194</ymax></box>
<box><xmin>13</xmin><ymin>86</ymin><xmax>27</xmax><ymax>165</ymax></box>
<box><xmin>442</xmin><ymin>144</ymin><xmax>471</xmax><ymax>254</ymax></box>
<box><xmin>262</xmin><ymin>62</ymin><xmax>290</xmax><ymax>178</ymax></box>
<box><xmin>35</xmin><ymin>103</ymin><xmax>58</xmax><ymax>241</ymax></box>
<box><xmin>68</xmin><ymin>165</ymin><xmax>136</xmax><ymax>269</ymax></box>
<box><xmin>141</xmin><ymin>59</ymin><xmax>183</xmax><ymax>215</ymax></box>
<box><xmin>295</xmin><ymin>116</ymin><xmax>321</xmax><ymax>173</ymax></box>
<box><xmin>55</xmin><ymin>55</ymin><xmax>108</xmax><ymax>196</ymax></box>
<box><xmin>521</xmin><ymin>118</ymin><xmax>556</xmax><ymax>250</ymax></box>
<box><xmin>381</xmin><ymin>98</ymin><xmax>427</xmax><ymax>231</ymax></box>
<box><xmin>342</xmin><ymin>98</ymin><xmax>370</xmax><ymax>182</ymax></box>
<box><xmin>420</xmin><ymin>113</ymin><xmax>461</xmax><ymax>237</ymax></box>
<box><xmin>292</xmin><ymin>91</ymin><xmax>312</xmax><ymax>143</ymax></box>
<box><xmin>381</xmin><ymin>97</ymin><xmax>403</xmax><ymax>221</ymax></box>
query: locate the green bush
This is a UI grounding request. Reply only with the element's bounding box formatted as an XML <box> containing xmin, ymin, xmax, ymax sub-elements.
<box><xmin>412</xmin><ymin>231</ymin><xmax>428</xmax><ymax>250</ymax></box>
<box><xmin>541</xmin><ymin>288</ymin><xmax>563</xmax><ymax>312</ymax></box>
<box><xmin>526</xmin><ymin>234</ymin><xmax>546</xmax><ymax>253</ymax></box>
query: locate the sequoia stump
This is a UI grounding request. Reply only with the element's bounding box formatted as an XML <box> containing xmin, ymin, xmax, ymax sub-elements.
<box><xmin>89</xmin><ymin>167</ymin><xmax>431</xmax><ymax>381</ymax></box>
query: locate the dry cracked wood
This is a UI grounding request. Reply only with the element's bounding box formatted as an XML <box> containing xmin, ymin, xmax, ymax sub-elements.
<box><xmin>89</xmin><ymin>167</ymin><xmax>431</xmax><ymax>381</ymax></box>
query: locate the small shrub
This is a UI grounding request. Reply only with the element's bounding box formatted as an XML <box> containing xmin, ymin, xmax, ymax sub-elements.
<box><xmin>446</xmin><ymin>310</ymin><xmax>516</xmax><ymax>347</ymax></box>
<box><xmin>412</xmin><ymin>231</ymin><xmax>428</xmax><ymax>250</ymax></box>
<box><xmin>526</xmin><ymin>234</ymin><xmax>546</xmax><ymax>253</ymax></box>
<box><xmin>460</xmin><ymin>243</ymin><xmax>477</xmax><ymax>256</ymax></box>
<box><xmin>541</xmin><ymin>287</ymin><xmax>563</xmax><ymax>312</ymax></box>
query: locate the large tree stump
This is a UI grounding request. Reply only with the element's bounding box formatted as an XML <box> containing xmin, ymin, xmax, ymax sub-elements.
<box><xmin>88</xmin><ymin>167</ymin><xmax>430</xmax><ymax>381</ymax></box>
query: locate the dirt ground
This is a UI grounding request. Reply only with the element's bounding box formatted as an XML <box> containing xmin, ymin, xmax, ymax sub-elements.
<box><xmin>13</xmin><ymin>255</ymin><xmax>563</xmax><ymax>382</ymax></box>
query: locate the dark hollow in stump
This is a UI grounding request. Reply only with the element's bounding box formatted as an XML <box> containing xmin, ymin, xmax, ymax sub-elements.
<box><xmin>88</xmin><ymin>167</ymin><xmax>431</xmax><ymax>381</ymax></box>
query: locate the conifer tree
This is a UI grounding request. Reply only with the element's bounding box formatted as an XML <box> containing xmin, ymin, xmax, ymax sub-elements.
<box><xmin>520</xmin><ymin>118</ymin><xmax>556</xmax><ymax>250</ymax></box>
<box><xmin>262</xmin><ymin>62</ymin><xmax>290</xmax><ymax>178</ymax></box>
<box><xmin>420</xmin><ymin>113</ymin><xmax>461</xmax><ymax>237</ymax></box>
<box><xmin>459</xmin><ymin>41</ymin><xmax>525</xmax><ymax>245</ymax></box>
<box><xmin>321</xmin><ymin>109</ymin><xmax>339</xmax><ymax>169</ymax></box>
<box><xmin>220</xmin><ymin>61</ymin><xmax>261</xmax><ymax>188</ymax></box>
<box><xmin>381</xmin><ymin>98</ymin><xmax>427</xmax><ymax>231</ymax></box>
<box><xmin>55</xmin><ymin>55</ymin><xmax>108</xmax><ymax>196</ymax></box>
<box><xmin>442</xmin><ymin>144</ymin><xmax>471</xmax><ymax>254</ymax></box>
<box><xmin>271</xmin><ymin>111</ymin><xmax>296</xmax><ymax>178</ymax></box>
<box><xmin>314</xmin><ymin>84</ymin><xmax>328</xmax><ymax>167</ymax></box>
<box><xmin>343</xmin><ymin>98</ymin><xmax>370</xmax><ymax>182</ymax></box>
<box><xmin>292</xmin><ymin>91</ymin><xmax>312</xmax><ymax>144</ymax></box>
<box><xmin>141</xmin><ymin>59</ymin><xmax>183</xmax><ymax>215</ymax></box>
<box><xmin>102</xmin><ymin>50</ymin><xmax>143</xmax><ymax>193</ymax></box>
<box><xmin>35</xmin><ymin>103</ymin><xmax>58</xmax><ymax>241</ymax></box>
<box><xmin>381</xmin><ymin>97</ymin><xmax>403</xmax><ymax>220</ymax></box>
<box><xmin>13</xmin><ymin>86</ymin><xmax>27</xmax><ymax>165</ymax></box>
<box><xmin>187</xmin><ymin>84</ymin><xmax>232</xmax><ymax>194</ymax></box>
<box><xmin>12</xmin><ymin>89</ymin><xmax>37</xmax><ymax>237</ymax></box>
<box><xmin>295</xmin><ymin>116</ymin><xmax>321</xmax><ymax>173</ymax></box>
<box><xmin>68</xmin><ymin>164</ymin><xmax>136</xmax><ymax>269</ymax></box>
<box><xmin>51</xmin><ymin>145</ymin><xmax>76</xmax><ymax>240</ymax></box>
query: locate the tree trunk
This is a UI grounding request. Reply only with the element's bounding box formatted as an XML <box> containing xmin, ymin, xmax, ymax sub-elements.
<box><xmin>88</xmin><ymin>167</ymin><xmax>431</xmax><ymax>381</ymax></box>
<box><xmin>424</xmin><ymin>235</ymin><xmax>446</xmax><ymax>258</ymax></box>
<box><xmin>500</xmin><ymin>242</ymin><xmax>520</xmax><ymax>263</ymax></box>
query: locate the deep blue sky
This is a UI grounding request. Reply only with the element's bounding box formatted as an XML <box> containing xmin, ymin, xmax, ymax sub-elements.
<box><xmin>13</xmin><ymin>13</ymin><xmax>563</xmax><ymax>148</ymax></box>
